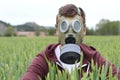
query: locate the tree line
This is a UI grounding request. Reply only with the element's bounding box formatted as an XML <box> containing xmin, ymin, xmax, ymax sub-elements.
<box><xmin>0</xmin><ymin>19</ymin><xmax>120</xmax><ymax>36</ymax></box>
<box><xmin>86</xmin><ymin>19</ymin><xmax>120</xmax><ymax>35</ymax></box>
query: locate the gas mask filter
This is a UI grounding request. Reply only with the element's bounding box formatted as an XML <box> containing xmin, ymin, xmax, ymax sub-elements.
<box><xmin>60</xmin><ymin>44</ymin><xmax>81</xmax><ymax>64</ymax></box>
<box><xmin>58</xmin><ymin>15</ymin><xmax>84</xmax><ymax>64</ymax></box>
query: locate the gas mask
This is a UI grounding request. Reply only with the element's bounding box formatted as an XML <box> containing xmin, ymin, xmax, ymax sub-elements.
<box><xmin>58</xmin><ymin>15</ymin><xmax>84</xmax><ymax>64</ymax></box>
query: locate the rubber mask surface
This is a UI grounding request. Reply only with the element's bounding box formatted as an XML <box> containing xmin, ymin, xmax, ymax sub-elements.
<box><xmin>58</xmin><ymin>15</ymin><xmax>84</xmax><ymax>64</ymax></box>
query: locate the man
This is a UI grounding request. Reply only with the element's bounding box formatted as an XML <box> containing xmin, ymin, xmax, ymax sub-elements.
<box><xmin>21</xmin><ymin>4</ymin><xmax>120</xmax><ymax>80</ymax></box>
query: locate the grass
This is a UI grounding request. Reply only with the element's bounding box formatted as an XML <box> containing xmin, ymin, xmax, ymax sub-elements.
<box><xmin>0</xmin><ymin>36</ymin><xmax>120</xmax><ymax>80</ymax></box>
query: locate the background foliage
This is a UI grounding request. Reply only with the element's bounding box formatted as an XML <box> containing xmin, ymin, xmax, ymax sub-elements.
<box><xmin>0</xmin><ymin>19</ymin><xmax>120</xmax><ymax>36</ymax></box>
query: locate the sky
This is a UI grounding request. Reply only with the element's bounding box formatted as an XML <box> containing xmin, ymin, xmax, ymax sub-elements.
<box><xmin>0</xmin><ymin>0</ymin><xmax>120</xmax><ymax>29</ymax></box>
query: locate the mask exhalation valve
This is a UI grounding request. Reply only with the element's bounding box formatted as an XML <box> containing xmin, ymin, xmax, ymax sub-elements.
<box><xmin>65</xmin><ymin>36</ymin><xmax>76</xmax><ymax>44</ymax></box>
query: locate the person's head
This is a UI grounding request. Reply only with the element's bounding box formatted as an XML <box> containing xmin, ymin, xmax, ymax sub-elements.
<box><xmin>55</xmin><ymin>4</ymin><xmax>86</xmax><ymax>45</ymax></box>
<box><xmin>55</xmin><ymin>4</ymin><xmax>86</xmax><ymax>64</ymax></box>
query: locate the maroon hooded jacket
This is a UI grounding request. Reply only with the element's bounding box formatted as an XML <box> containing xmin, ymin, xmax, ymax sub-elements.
<box><xmin>21</xmin><ymin>43</ymin><xmax>120</xmax><ymax>80</ymax></box>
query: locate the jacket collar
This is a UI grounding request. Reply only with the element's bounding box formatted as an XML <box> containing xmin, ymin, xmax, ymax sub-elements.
<box><xmin>45</xmin><ymin>43</ymin><xmax>97</xmax><ymax>65</ymax></box>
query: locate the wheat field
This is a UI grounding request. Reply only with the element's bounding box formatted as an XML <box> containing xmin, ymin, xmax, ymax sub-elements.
<box><xmin>0</xmin><ymin>36</ymin><xmax>120</xmax><ymax>80</ymax></box>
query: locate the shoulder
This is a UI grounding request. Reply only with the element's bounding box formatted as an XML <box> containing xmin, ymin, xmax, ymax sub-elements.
<box><xmin>80</xmin><ymin>43</ymin><xmax>96</xmax><ymax>49</ymax></box>
<box><xmin>36</xmin><ymin>43</ymin><xmax>60</xmax><ymax>59</ymax></box>
<box><xmin>80</xmin><ymin>43</ymin><xmax>99</xmax><ymax>61</ymax></box>
<box><xmin>45</xmin><ymin>43</ymin><xmax>60</xmax><ymax>52</ymax></box>
<box><xmin>80</xmin><ymin>43</ymin><xmax>96</xmax><ymax>52</ymax></box>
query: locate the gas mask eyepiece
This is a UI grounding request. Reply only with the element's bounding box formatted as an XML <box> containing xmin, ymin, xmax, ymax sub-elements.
<box><xmin>60</xmin><ymin>20</ymin><xmax>69</xmax><ymax>33</ymax></box>
<box><xmin>72</xmin><ymin>19</ymin><xmax>81</xmax><ymax>33</ymax></box>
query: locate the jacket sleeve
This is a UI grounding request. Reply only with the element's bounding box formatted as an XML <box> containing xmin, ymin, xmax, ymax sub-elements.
<box><xmin>21</xmin><ymin>51</ymin><xmax>48</xmax><ymax>80</ymax></box>
<box><xmin>93</xmin><ymin>50</ymin><xmax>120</xmax><ymax>80</ymax></box>
<box><xmin>80</xmin><ymin>43</ymin><xmax>120</xmax><ymax>80</ymax></box>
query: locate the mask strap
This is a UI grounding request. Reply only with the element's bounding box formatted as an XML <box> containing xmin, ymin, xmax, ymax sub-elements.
<box><xmin>77</xmin><ymin>8</ymin><xmax>81</xmax><ymax>16</ymax></box>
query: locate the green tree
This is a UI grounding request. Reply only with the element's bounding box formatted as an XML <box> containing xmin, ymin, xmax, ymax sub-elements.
<box><xmin>95</xmin><ymin>19</ymin><xmax>120</xmax><ymax>35</ymax></box>
<box><xmin>4</xmin><ymin>26</ymin><xmax>16</xmax><ymax>36</ymax></box>
<box><xmin>47</xmin><ymin>27</ymin><xmax>55</xmax><ymax>36</ymax></box>
<box><xmin>86</xmin><ymin>27</ymin><xmax>95</xmax><ymax>35</ymax></box>
<box><xmin>35</xmin><ymin>29</ymin><xmax>40</xmax><ymax>36</ymax></box>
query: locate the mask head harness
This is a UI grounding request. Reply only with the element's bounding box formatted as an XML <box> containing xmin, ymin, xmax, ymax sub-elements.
<box><xmin>56</xmin><ymin>4</ymin><xmax>85</xmax><ymax>64</ymax></box>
